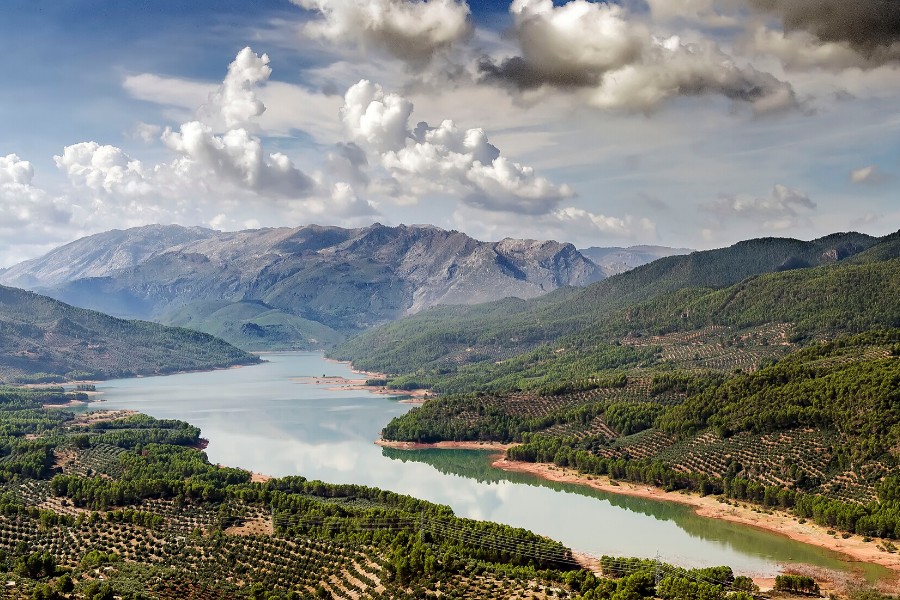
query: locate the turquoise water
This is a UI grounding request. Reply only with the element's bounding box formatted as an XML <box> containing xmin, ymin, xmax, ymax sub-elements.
<box><xmin>76</xmin><ymin>353</ymin><xmax>888</xmax><ymax>579</ymax></box>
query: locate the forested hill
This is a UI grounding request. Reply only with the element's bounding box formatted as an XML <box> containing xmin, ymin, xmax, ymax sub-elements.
<box><xmin>0</xmin><ymin>285</ymin><xmax>258</xmax><ymax>382</ymax></box>
<box><xmin>328</xmin><ymin>231</ymin><xmax>892</xmax><ymax>376</ymax></box>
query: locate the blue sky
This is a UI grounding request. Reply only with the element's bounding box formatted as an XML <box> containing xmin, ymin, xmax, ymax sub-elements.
<box><xmin>1</xmin><ymin>0</ymin><xmax>899</xmax><ymax>267</ymax></box>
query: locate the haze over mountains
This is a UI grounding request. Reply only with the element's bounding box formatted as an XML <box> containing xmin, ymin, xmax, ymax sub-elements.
<box><xmin>578</xmin><ymin>246</ymin><xmax>692</xmax><ymax>276</ymax></box>
<box><xmin>0</xmin><ymin>223</ymin><xmax>610</xmax><ymax>351</ymax></box>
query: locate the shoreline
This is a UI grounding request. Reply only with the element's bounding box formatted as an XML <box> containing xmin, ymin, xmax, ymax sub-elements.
<box><xmin>375</xmin><ymin>439</ymin><xmax>518</xmax><ymax>451</ymax></box>
<box><xmin>379</xmin><ymin>438</ymin><xmax>900</xmax><ymax>575</ymax></box>
<box><xmin>492</xmin><ymin>457</ymin><xmax>900</xmax><ymax>574</ymax></box>
<box><xmin>12</xmin><ymin>361</ymin><xmax>258</xmax><ymax>389</ymax></box>
<box><xmin>304</xmin><ymin>358</ymin><xmax>435</xmax><ymax>400</ymax></box>
<box><xmin>322</xmin><ymin>357</ymin><xmax>385</xmax><ymax>380</ymax></box>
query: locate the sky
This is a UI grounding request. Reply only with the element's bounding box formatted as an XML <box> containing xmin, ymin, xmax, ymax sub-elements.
<box><xmin>1</xmin><ymin>0</ymin><xmax>899</xmax><ymax>267</ymax></box>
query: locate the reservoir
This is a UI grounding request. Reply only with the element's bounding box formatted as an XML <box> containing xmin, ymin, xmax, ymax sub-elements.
<box><xmin>79</xmin><ymin>353</ymin><xmax>887</xmax><ymax>580</ymax></box>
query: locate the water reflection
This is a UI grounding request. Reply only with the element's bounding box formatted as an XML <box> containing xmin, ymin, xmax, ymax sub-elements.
<box><xmin>80</xmin><ymin>353</ymin><xmax>888</xmax><ymax>580</ymax></box>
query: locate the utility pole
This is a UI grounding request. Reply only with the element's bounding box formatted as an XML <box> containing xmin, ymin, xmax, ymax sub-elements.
<box><xmin>654</xmin><ymin>551</ymin><xmax>661</xmax><ymax>586</ymax></box>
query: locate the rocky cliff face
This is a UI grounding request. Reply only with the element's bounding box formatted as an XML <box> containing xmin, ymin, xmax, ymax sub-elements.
<box><xmin>1</xmin><ymin>223</ymin><xmax>603</xmax><ymax>345</ymax></box>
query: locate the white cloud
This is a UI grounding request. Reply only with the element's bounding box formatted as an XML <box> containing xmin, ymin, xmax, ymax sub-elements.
<box><xmin>700</xmin><ymin>183</ymin><xmax>816</xmax><ymax>230</ymax></box>
<box><xmin>128</xmin><ymin>122</ymin><xmax>162</xmax><ymax>144</ymax></box>
<box><xmin>123</xmin><ymin>73</ymin><xmax>212</xmax><ymax>110</ymax></box>
<box><xmin>0</xmin><ymin>154</ymin><xmax>36</xmax><ymax>187</ymax></box>
<box><xmin>0</xmin><ymin>155</ymin><xmax>74</xmax><ymax>264</ymax></box>
<box><xmin>477</xmin><ymin>0</ymin><xmax>797</xmax><ymax>114</ymax></box>
<box><xmin>290</xmin><ymin>0</ymin><xmax>472</xmax><ymax>63</ymax></box>
<box><xmin>850</xmin><ymin>165</ymin><xmax>889</xmax><ymax>184</ymax></box>
<box><xmin>123</xmin><ymin>71</ymin><xmax>343</xmax><ymax>143</ymax></box>
<box><xmin>160</xmin><ymin>122</ymin><xmax>316</xmax><ymax>197</ymax></box>
<box><xmin>452</xmin><ymin>203</ymin><xmax>657</xmax><ymax>246</ymax></box>
<box><xmin>54</xmin><ymin>143</ymin><xmax>152</xmax><ymax>195</ymax></box>
<box><xmin>0</xmin><ymin>48</ymin><xmax>383</xmax><ymax>265</ymax></box>
<box><xmin>341</xmin><ymin>79</ymin><xmax>573</xmax><ymax>213</ymax></box>
<box><xmin>197</xmin><ymin>47</ymin><xmax>272</xmax><ymax>131</ymax></box>
<box><xmin>554</xmin><ymin>207</ymin><xmax>658</xmax><ymax>238</ymax></box>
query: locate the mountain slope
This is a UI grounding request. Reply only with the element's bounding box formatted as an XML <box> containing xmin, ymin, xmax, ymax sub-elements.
<box><xmin>6</xmin><ymin>224</ymin><xmax>603</xmax><ymax>345</ymax></box>
<box><xmin>329</xmin><ymin>231</ymin><xmax>885</xmax><ymax>374</ymax></box>
<box><xmin>159</xmin><ymin>300</ymin><xmax>344</xmax><ymax>351</ymax></box>
<box><xmin>0</xmin><ymin>285</ymin><xmax>258</xmax><ymax>382</ymax></box>
<box><xmin>0</xmin><ymin>224</ymin><xmax>216</xmax><ymax>289</ymax></box>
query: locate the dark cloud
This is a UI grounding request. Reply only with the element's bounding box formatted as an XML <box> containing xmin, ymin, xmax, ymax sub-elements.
<box><xmin>750</xmin><ymin>0</ymin><xmax>900</xmax><ymax>54</ymax></box>
<box><xmin>476</xmin><ymin>0</ymin><xmax>796</xmax><ymax>113</ymax></box>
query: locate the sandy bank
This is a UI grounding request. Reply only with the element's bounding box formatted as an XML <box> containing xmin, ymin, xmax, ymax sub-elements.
<box><xmin>376</xmin><ymin>439</ymin><xmax>518</xmax><ymax>451</ymax></box>
<box><xmin>493</xmin><ymin>457</ymin><xmax>900</xmax><ymax>573</ymax></box>
<box><xmin>294</xmin><ymin>374</ymin><xmax>431</xmax><ymax>401</ymax></box>
<box><xmin>323</xmin><ymin>357</ymin><xmax>385</xmax><ymax>380</ymax></box>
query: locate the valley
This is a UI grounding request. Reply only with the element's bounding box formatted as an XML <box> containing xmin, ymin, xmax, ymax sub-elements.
<box><xmin>2</xmin><ymin>227</ymin><xmax>900</xmax><ymax>599</ymax></box>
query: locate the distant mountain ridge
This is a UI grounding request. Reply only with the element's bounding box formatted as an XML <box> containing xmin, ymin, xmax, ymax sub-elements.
<box><xmin>329</xmin><ymin>230</ymin><xmax>889</xmax><ymax>376</ymax></box>
<box><xmin>0</xmin><ymin>223</ymin><xmax>604</xmax><ymax>350</ymax></box>
<box><xmin>578</xmin><ymin>245</ymin><xmax>693</xmax><ymax>276</ymax></box>
<box><xmin>1</xmin><ymin>224</ymin><xmax>216</xmax><ymax>289</ymax></box>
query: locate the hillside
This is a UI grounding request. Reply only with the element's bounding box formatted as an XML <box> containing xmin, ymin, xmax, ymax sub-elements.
<box><xmin>0</xmin><ymin>285</ymin><xmax>258</xmax><ymax>382</ymax></box>
<box><xmin>381</xmin><ymin>329</ymin><xmax>900</xmax><ymax>523</ymax></box>
<box><xmin>158</xmin><ymin>300</ymin><xmax>344</xmax><ymax>351</ymax></box>
<box><xmin>2</xmin><ymin>224</ymin><xmax>604</xmax><ymax>350</ymax></box>
<box><xmin>330</xmin><ymin>231</ymin><xmax>887</xmax><ymax>376</ymax></box>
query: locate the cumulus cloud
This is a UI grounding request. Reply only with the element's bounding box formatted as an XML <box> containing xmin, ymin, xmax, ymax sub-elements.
<box><xmin>197</xmin><ymin>47</ymin><xmax>272</xmax><ymax>131</ymax></box>
<box><xmin>46</xmin><ymin>49</ymin><xmax>377</xmax><ymax>238</ymax></box>
<box><xmin>850</xmin><ymin>165</ymin><xmax>889</xmax><ymax>184</ymax></box>
<box><xmin>0</xmin><ymin>155</ymin><xmax>72</xmax><ymax>252</ymax></box>
<box><xmin>700</xmin><ymin>183</ymin><xmax>816</xmax><ymax>229</ymax></box>
<box><xmin>341</xmin><ymin>79</ymin><xmax>573</xmax><ymax>213</ymax></box>
<box><xmin>160</xmin><ymin>123</ymin><xmax>316</xmax><ymax>197</ymax></box>
<box><xmin>477</xmin><ymin>0</ymin><xmax>797</xmax><ymax>113</ymax></box>
<box><xmin>291</xmin><ymin>0</ymin><xmax>472</xmax><ymax>63</ymax></box>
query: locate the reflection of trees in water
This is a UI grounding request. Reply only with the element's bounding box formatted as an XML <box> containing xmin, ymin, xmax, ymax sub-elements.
<box><xmin>381</xmin><ymin>447</ymin><xmax>690</xmax><ymax>520</ymax></box>
<box><xmin>380</xmin><ymin>447</ymin><xmax>890</xmax><ymax>581</ymax></box>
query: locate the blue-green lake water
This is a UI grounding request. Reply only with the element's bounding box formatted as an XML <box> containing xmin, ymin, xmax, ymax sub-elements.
<box><xmin>73</xmin><ymin>353</ymin><xmax>888</xmax><ymax>580</ymax></box>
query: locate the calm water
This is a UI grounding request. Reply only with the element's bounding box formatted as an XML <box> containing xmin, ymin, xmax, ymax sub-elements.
<box><xmin>73</xmin><ymin>353</ymin><xmax>887</xmax><ymax>579</ymax></box>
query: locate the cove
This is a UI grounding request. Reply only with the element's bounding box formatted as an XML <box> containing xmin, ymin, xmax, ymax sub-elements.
<box><xmin>73</xmin><ymin>352</ymin><xmax>889</xmax><ymax>580</ymax></box>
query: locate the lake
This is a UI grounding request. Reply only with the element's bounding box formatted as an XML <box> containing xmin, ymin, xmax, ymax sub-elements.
<box><xmin>75</xmin><ymin>353</ymin><xmax>887</xmax><ymax>580</ymax></box>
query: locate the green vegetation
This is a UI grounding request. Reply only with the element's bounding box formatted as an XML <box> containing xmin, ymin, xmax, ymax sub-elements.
<box><xmin>0</xmin><ymin>285</ymin><xmax>259</xmax><ymax>382</ymax></box>
<box><xmin>329</xmin><ymin>232</ymin><xmax>884</xmax><ymax>377</ymax></box>
<box><xmin>159</xmin><ymin>300</ymin><xmax>344</xmax><ymax>352</ymax></box>
<box><xmin>0</xmin><ymin>383</ymin><xmax>775</xmax><ymax>600</ymax></box>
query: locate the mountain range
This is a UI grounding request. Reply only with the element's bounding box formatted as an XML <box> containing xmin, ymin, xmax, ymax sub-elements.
<box><xmin>0</xmin><ymin>224</ymin><xmax>608</xmax><ymax>351</ymax></box>
<box><xmin>329</xmin><ymin>230</ymin><xmax>897</xmax><ymax>381</ymax></box>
